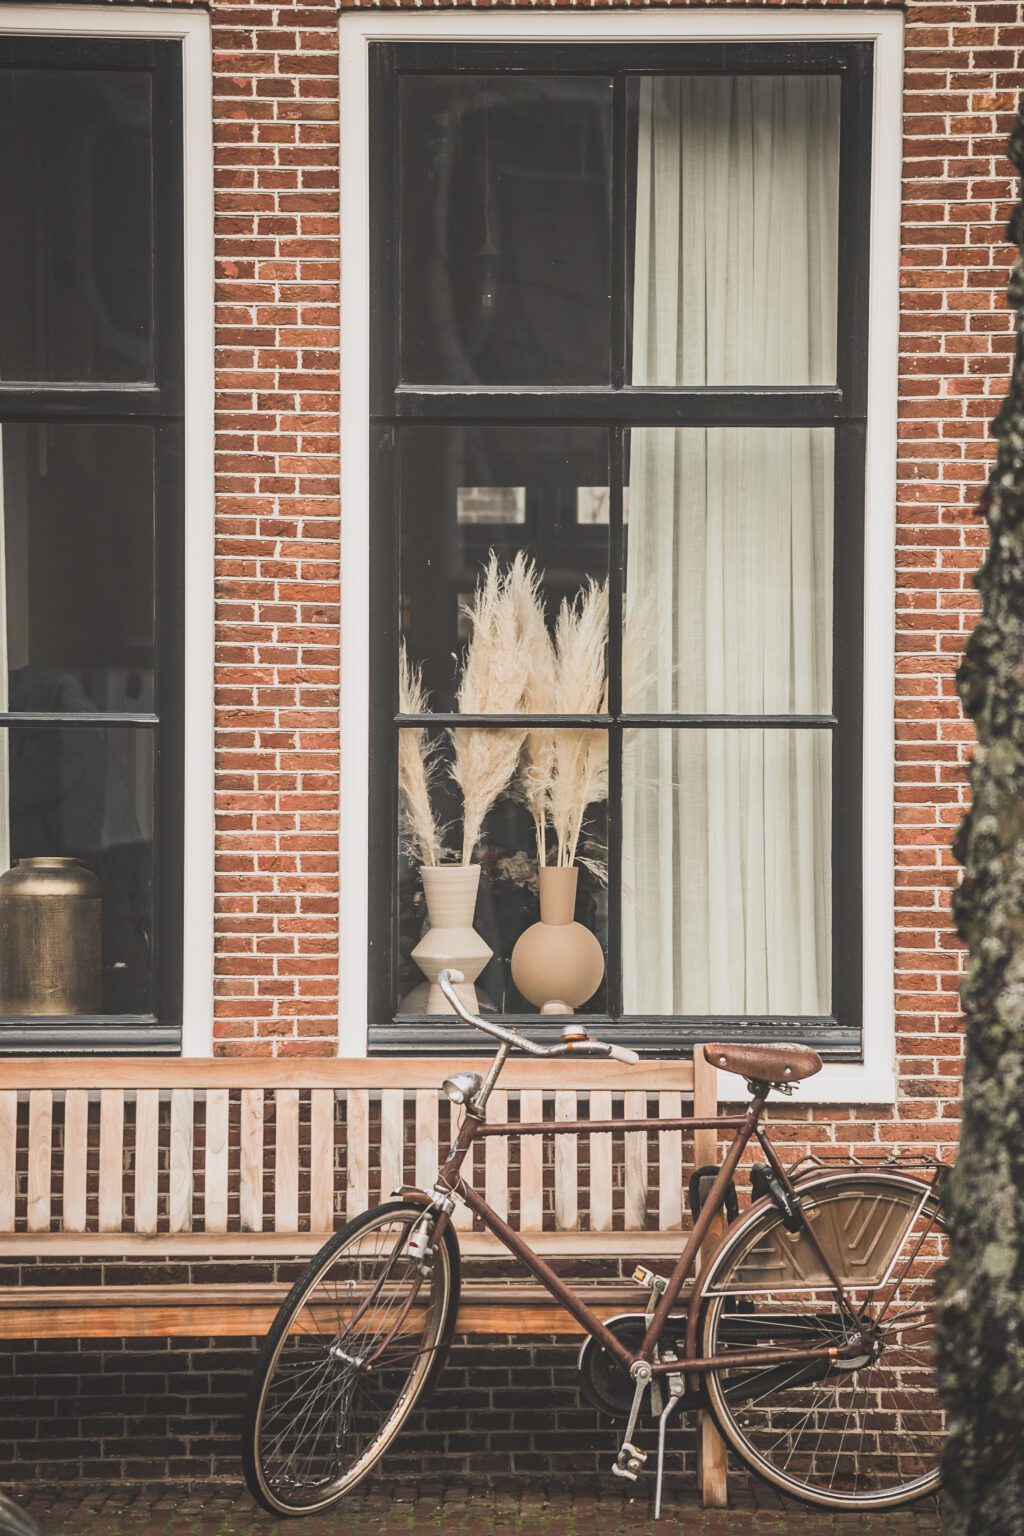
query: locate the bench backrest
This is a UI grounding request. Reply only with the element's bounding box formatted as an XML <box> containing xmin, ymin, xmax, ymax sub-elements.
<box><xmin>0</xmin><ymin>1055</ymin><xmax>718</xmax><ymax>1258</ymax></box>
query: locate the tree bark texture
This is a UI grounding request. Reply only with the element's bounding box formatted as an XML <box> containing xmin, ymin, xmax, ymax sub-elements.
<box><xmin>940</xmin><ymin>104</ymin><xmax>1024</xmax><ymax>1535</ymax></box>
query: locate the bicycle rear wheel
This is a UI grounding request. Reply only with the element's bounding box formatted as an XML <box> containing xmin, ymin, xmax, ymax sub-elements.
<box><xmin>242</xmin><ymin>1199</ymin><xmax>459</xmax><ymax>1516</ymax></box>
<box><xmin>699</xmin><ymin>1171</ymin><xmax>946</xmax><ymax>1510</ymax></box>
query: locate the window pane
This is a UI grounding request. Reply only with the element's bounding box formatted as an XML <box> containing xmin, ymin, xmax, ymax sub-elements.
<box><xmin>0</xmin><ymin>725</ymin><xmax>154</xmax><ymax>1015</ymax></box>
<box><xmin>398</xmin><ymin>75</ymin><xmax>612</xmax><ymax>386</ymax></box>
<box><xmin>628</xmin><ymin>76</ymin><xmax>839</xmax><ymax>387</ymax></box>
<box><xmin>623</xmin><ymin>429</ymin><xmax>833</xmax><ymax>714</ymax></box>
<box><xmin>1</xmin><ymin>424</ymin><xmax>155</xmax><ymax>713</ymax></box>
<box><xmin>397</xmin><ymin>725</ymin><xmax>608</xmax><ymax>1017</ymax></box>
<box><xmin>0</xmin><ymin>66</ymin><xmax>154</xmax><ymax>382</ymax></box>
<box><xmin>622</xmin><ymin>728</ymin><xmax>831</xmax><ymax>1016</ymax></box>
<box><xmin>399</xmin><ymin>426</ymin><xmax>609</xmax><ymax>710</ymax></box>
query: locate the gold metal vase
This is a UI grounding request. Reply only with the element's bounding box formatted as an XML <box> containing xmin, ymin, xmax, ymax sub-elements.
<box><xmin>0</xmin><ymin>857</ymin><xmax>102</xmax><ymax>1015</ymax></box>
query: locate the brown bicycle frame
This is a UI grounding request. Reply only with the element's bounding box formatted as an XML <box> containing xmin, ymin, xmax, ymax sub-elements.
<box><xmin>427</xmin><ymin>1090</ymin><xmax>860</xmax><ymax>1389</ymax></box>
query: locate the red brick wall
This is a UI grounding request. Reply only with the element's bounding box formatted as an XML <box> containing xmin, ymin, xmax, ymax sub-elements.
<box><xmin>112</xmin><ymin>2</ymin><xmax>1019</xmax><ymax>1155</ymax></box>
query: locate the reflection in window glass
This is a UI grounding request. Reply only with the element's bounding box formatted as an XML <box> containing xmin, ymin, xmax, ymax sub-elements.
<box><xmin>0</xmin><ymin>726</ymin><xmax>154</xmax><ymax>1015</ymax></box>
<box><xmin>624</xmin><ymin>428</ymin><xmax>833</xmax><ymax>714</ymax></box>
<box><xmin>0</xmin><ymin>424</ymin><xmax>156</xmax><ymax>714</ymax></box>
<box><xmin>629</xmin><ymin>75</ymin><xmax>839</xmax><ymax>387</ymax></box>
<box><xmin>399</xmin><ymin>75</ymin><xmax>612</xmax><ymax>386</ymax></box>
<box><xmin>0</xmin><ymin>67</ymin><xmax>154</xmax><ymax>383</ymax></box>
<box><xmin>623</xmin><ymin>729</ymin><xmax>831</xmax><ymax>1017</ymax></box>
<box><xmin>399</xmin><ymin>427</ymin><xmax>608</xmax><ymax>709</ymax></box>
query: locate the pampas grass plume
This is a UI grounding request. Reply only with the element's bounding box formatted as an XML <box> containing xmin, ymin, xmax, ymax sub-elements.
<box><xmin>398</xmin><ymin>640</ymin><xmax>447</xmax><ymax>867</ymax></box>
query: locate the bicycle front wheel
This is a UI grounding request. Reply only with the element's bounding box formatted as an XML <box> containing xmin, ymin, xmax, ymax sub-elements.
<box><xmin>699</xmin><ymin>1171</ymin><xmax>946</xmax><ymax>1511</ymax></box>
<box><xmin>242</xmin><ymin>1199</ymin><xmax>459</xmax><ymax>1516</ymax></box>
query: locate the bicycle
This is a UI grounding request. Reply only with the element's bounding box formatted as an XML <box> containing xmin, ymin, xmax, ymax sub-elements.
<box><xmin>242</xmin><ymin>968</ymin><xmax>947</xmax><ymax>1518</ymax></box>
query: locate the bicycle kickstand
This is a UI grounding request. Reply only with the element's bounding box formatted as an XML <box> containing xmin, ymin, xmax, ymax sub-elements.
<box><xmin>653</xmin><ymin>1358</ymin><xmax>686</xmax><ymax>1520</ymax></box>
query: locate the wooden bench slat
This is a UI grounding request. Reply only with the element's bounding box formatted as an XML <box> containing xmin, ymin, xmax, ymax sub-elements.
<box><xmin>380</xmin><ymin>1088</ymin><xmax>405</xmax><ymax>1202</ymax></box>
<box><xmin>27</xmin><ymin>1090</ymin><xmax>52</xmax><ymax>1234</ymax></box>
<box><xmin>345</xmin><ymin>1088</ymin><xmax>369</xmax><ymax>1220</ymax></box>
<box><xmin>484</xmin><ymin>1089</ymin><xmax>508</xmax><ymax>1222</ymax></box>
<box><xmin>658</xmin><ymin>1090</ymin><xmax>684</xmax><ymax>1231</ymax></box>
<box><xmin>169</xmin><ymin>1089</ymin><xmax>194</xmax><ymax>1234</ymax></box>
<box><xmin>414</xmin><ymin>1089</ymin><xmax>438</xmax><ymax>1194</ymax></box>
<box><xmin>204</xmin><ymin>1088</ymin><xmax>230</xmax><ymax>1235</ymax></box>
<box><xmin>554</xmin><ymin>1090</ymin><xmax>577</xmax><ymax>1232</ymax></box>
<box><xmin>274</xmin><ymin>1089</ymin><xmax>299</xmax><ymax>1233</ymax></box>
<box><xmin>309</xmin><ymin>1088</ymin><xmax>335</xmax><ymax>1234</ymax></box>
<box><xmin>134</xmin><ymin>1089</ymin><xmax>160</xmax><ymax>1237</ymax></box>
<box><xmin>519</xmin><ymin>1090</ymin><xmax>543</xmax><ymax>1232</ymax></box>
<box><xmin>239</xmin><ymin>1088</ymin><xmax>264</xmax><ymax>1233</ymax></box>
<box><xmin>98</xmin><ymin>1090</ymin><xmax>125</xmax><ymax>1233</ymax></box>
<box><xmin>0</xmin><ymin>1091</ymin><xmax>15</xmax><ymax>1233</ymax></box>
<box><xmin>450</xmin><ymin>1103</ymin><xmax>473</xmax><ymax>1231</ymax></box>
<box><xmin>624</xmin><ymin>1090</ymin><xmax>648</xmax><ymax>1231</ymax></box>
<box><xmin>588</xmin><ymin>1090</ymin><xmax>613</xmax><ymax>1234</ymax></box>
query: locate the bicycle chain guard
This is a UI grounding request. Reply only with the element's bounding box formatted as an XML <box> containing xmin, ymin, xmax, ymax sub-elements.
<box><xmin>577</xmin><ymin>1315</ymin><xmax>695</xmax><ymax>1419</ymax></box>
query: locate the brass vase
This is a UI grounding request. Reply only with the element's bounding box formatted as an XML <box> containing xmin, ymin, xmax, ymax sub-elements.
<box><xmin>0</xmin><ymin>857</ymin><xmax>102</xmax><ymax>1015</ymax></box>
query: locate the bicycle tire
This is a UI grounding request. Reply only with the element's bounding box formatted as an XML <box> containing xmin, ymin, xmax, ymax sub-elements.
<box><xmin>242</xmin><ymin>1199</ymin><xmax>460</xmax><ymax>1516</ymax></box>
<box><xmin>697</xmin><ymin>1170</ymin><xmax>946</xmax><ymax>1511</ymax></box>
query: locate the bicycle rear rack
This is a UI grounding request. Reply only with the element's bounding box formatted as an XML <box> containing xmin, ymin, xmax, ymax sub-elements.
<box><xmin>786</xmin><ymin>1150</ymin><xmax>947</xmax><ymax>1184</ymax></box>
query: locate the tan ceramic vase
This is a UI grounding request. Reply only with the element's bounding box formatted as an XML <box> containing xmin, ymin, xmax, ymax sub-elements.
<box><xmin>411</xmin><ymin>864</ymin><xmax>493</xmax><ymax>1015</ymax></box>
<box><xmin>511</xmin><ymin>865</ymin><xmax>605</xmax><ymax>1013</ymax></box>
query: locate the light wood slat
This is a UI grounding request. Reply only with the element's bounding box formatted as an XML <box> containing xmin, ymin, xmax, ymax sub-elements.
<box><xmin>554</xmin><ymin>1090</ymin><xmax>578</xmax><ymax>1232</ymax></box>
<box><xmin>379</xmin><ymin>1089</ymin><xmax>405</xmax><ymax>1201</ymax></box>
<box><xmin>2</xmin><ymin>1057</ymin><xmax>696</xmax><ymax>1091</ymax></box>
<box><xmin>624</xmin><ymin>1090</ymin><xmax>648</xmax><ymax>1231</ymax></box>
<box><xmin>204</xmin><ymin>1089</ymin><xmax>230</xmax><ymax>1235</ymax></box>
<box><xmin>345</xmin><ymin>1088</ymin><xmax>369</xmax><ymax>1219</ymax></box>
<box><xmin>133</xmin><ymin>1090</ymin><xmax>160</xmax><ymax>1236</ymax></box>
<box><xmin>309</xmin><ymin>1089</ymin><xmax>335</xmax><ymax>1233</ymax></box>
<box><xmin>450</xmin><ymin>1103</ymin><xmax>472</xmax><ymax>1231</ymax></box>
<box><xmin>239</xmin><ymin>1090</ymin><xmax>264</xmax><ymax>1233</ymax></box>
<box><xmin>414</xmin><ymin>1090</ymin><xmax>439</xmax><ymax>1193</ymax></box>
<box><xmin>484</xmin><ymin>1090</ymin><xmax>508</xmax><ymax>1221</ymax></box>
<box><xmin>519</xmin><ymin>1090</ymin><xmax>544</xmax><ymax>1232</ymax></box>
<box><xmin>98</xmin><ymin>1091</ymin><xmax>125</xmax><ymax>1233</ymax></box>
<box><xmin>692</xmin><ymin>1051</ymin><xmax>719</xmax><ymax>1170</ymax></box>
<box><xmin>588</xmin><ymin>1089</ymin><xmax>613</xmax><ymax>1234</ymax></box>
<box><xmin>274</xmin><ymin>1089</ymin><xmax>300</xmax><ymax>1233</ymax></box>
<box><xmin>169</xmin><ymin>1090</ymin><xmax>194</xmax><ymax>1234</ymax></box>
<box><xmin>27</xmin><ymin>1090</ymin><xmax>53</xmax><ymax>1234</ymax></box>
<box><xmin>658</xmin><ymin>1090</ymin><xmax>684</xmax><ymax>1231</ymax></box>
<box><xmin>0</xmin><ymin>1092</ymin><xmax>15</xmax><ymax>1232</ymax></box>
<box><xmin>61</xmin><ymin>1090</ymin><xmax>89</xmax><ymax>1234</ymax></box>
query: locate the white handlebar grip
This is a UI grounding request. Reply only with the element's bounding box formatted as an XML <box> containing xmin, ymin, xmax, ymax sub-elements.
<box><xmin>606</xmin><ymin>1043</ymin><xmax>641</xmax><ymax>1065</ymax></box>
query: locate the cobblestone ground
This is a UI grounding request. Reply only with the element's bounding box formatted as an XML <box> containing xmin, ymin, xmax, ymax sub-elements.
<box><xmin>13</xmin><ymin>1483</ymin><xmax>943</xmax><ymax>1536</ymax></box>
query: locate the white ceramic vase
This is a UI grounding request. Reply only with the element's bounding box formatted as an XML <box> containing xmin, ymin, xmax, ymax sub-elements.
<box><xmin>411</xmin><ymin>864</ymin><xmax>493</xmax><ymax>1015</ymax></box>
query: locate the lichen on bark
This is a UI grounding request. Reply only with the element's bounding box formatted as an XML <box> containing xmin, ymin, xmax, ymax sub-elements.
<box><xmin>939</xmin><ymin>102</ymin><xmax>1024</xmax><ymax>1535</ymax></box>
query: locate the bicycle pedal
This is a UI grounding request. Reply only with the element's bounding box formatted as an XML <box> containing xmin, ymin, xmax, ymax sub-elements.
<box><xmin>612</xmin><ymin>1443</ymin><xmax>647</xmax><ymax>1481</ymax></box>
<box><xmin>632</xmin><ymin>1265</ymin><xmax>667</xmax><ymax>1294</ymax></box>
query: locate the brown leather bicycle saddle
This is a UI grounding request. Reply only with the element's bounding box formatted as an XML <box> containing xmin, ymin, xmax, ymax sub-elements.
<box><xmin>703</xmin><ymin>1041</ymin><xmax>823</xmax><ymax>1084</ymax></box>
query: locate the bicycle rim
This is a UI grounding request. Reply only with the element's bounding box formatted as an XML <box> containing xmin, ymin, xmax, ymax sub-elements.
<box><xmin>244</xmin><ymin>1201</ymin><xmax>455</xmax><ymax>1515</ymax></box>
<box><xmin>699</xmin><ymin>1172</ymin><xmax>947</xmax><ymax>1510</ymax></box>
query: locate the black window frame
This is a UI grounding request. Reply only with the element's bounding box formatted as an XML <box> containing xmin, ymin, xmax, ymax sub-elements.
<box><xmin>0</xmin><ymin>35</ymin><xmax>185</xmax><ymax>1056</ymax></box>
<box><xmin>368</xmin><ymin>39</ymin><xmax>872</xmax><ymax>1059</ymax></box>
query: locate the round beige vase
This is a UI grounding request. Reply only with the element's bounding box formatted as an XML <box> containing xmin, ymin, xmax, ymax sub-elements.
<box><xmin>510</xmin><ymin>865</ymin><xmax>605</xmax><ymax>1013</ymax></box>
<box><xmin>411</xmin><ymin>864</ymin><xmax>493</xmax><ymax>1015</ymax></box>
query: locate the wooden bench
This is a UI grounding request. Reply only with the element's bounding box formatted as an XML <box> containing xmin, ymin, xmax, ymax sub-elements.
<box><xmin>0</xmin><ymin>1053</ymin><xmax>727</xmax><ymax>1503</ymax></box>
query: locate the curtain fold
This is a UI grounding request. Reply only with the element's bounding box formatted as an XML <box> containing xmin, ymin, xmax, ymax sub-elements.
<box><xmin>623</xmin><ymin>75</ymin><xmax>839</xmax><ymax>1017</ymax></box>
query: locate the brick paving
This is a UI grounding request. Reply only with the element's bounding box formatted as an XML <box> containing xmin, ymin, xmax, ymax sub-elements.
<box><xmin>13</xmin><ymin>1483</ymin><xmax>943</xmax><ymax>1536</ymax></box>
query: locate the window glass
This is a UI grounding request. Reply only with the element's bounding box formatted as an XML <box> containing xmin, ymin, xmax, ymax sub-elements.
<box><xmin>1</xmin><ymin>424</ymin><xmax>156</xmax><ymax>713</ymax></box>
<box><xmin>623</xmin><ymin>428</ymin><xmax>833</xmax><ymax>713</ymax></box>
<box><xmin>628</xmin><ymin>75</ymin><xmax>840</xmax><ymax>387</ymax></box>
<box><xmin>0</xmin><ymin>67</ymin><xmax>154</xmax><ymax>382</ymax></box>
<box><xmin>399</xmin><ymin>426</ymin><xmax>609</xmax><ymax>710</ymax></box>
<box><xmin>0</xmin><ymin>725</ymin><xmax>154</xmax><ymax>1015</ymax></box>
<box><xmin>399</xmin><ymin>75</ymin><xmax>613</xmax><ymax>386</ymax></box>
<box><xmin>622</xmin><ymin>728</ymin><xmax>831</xmax><ymax>1017</ymax></box>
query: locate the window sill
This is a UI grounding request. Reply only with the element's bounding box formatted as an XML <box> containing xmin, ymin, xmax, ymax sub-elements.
<box><xmin>0</xmin><ymin>1017</ymin><xmax>181</xmax><ymax>1055</ymax></box>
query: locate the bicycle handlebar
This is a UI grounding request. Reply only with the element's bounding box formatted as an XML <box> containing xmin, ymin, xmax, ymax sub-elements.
<box><xmin>437</xmin><ymin>969</ymin><xmax>640</xmax><ymax>1065</ymax></box>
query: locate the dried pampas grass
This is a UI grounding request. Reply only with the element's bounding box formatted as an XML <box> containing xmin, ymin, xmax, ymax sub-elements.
<box><xmin>547</xmin><ymin>580</ymin><xmax>609</xmax><ymax>873</ymax></box>
<box><xmin>451</xmin><ymin>553</ymin><xmax>532</xmax><ymax>865</ymax></box>
<box><xmin>510</xmin><ymin>555</ymin><xmax>558</xmax><ymax>865</ymax></box>
<box><xmin>398</xmin><ymin>640</ymin><xmax>447</xmax><ymax>867</ymax></box>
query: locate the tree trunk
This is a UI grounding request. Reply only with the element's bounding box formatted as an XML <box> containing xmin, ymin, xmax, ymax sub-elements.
<box><xmin>939</xmin><ymin>104</ymin><xmax>1024</xmax><ymax>1535</ymax></box>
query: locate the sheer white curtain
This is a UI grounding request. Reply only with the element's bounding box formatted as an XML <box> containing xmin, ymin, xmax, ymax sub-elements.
<box><xmin>622</xmin><ymin>75</ymin><xmax>839</xmax><ymax>1017</ymax></box>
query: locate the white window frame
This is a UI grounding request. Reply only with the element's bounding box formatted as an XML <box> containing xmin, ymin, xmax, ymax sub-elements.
<box><xmin>340</xmin><ymin>8</ymin><xmax>902</xmax><ymax>1102</ymax></box>
<box><xmin>0</xmin><ymin>4</ymin><xmax>216</xmax><ymax>1055</ymax></box>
